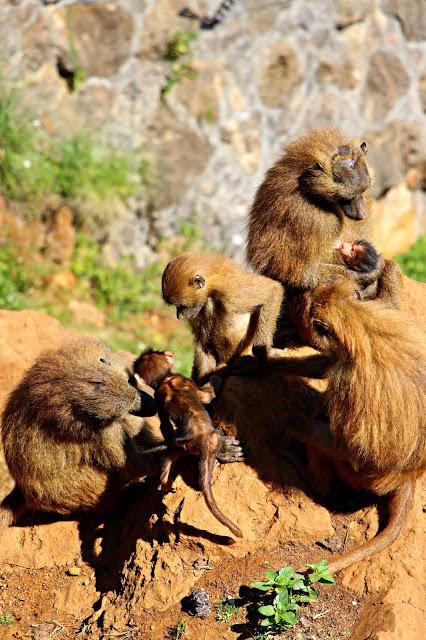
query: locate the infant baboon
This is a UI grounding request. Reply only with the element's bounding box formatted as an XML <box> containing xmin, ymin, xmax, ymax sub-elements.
<box><xmin>0</xmin><ymin>338</ymin><xmax>158</xmax><ymax>527</ymax></box>
<box><xmin>134</xmin><ymin>348</ymin><xmax>244</xmax><ymax>538</ymax></box>
<box><xmin>337</xmin><ymin>239</ymin><xmax>381</xmax><ymax>300</ymax></box>
<box><xmin>246</xmin><ymin>128</ymin><xmax>401</xmax><ymax>309</ymax></box>
<box><xmin>162</xmin><ymin>253</ymin><xmax>284</xmax><ymax>383</ymax></box>
<box><xmin>284</xmin><ymin>280</ymin><xmax>426</xmax><ymax>572</ymax></box>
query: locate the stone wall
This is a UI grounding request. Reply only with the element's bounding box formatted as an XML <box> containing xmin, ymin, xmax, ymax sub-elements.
<box><xmin>1</xmin><ymin>0</ymin><xmax>425</xmax><ymax>266</ymax></box>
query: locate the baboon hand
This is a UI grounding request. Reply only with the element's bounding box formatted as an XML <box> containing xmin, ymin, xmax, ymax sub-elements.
<box><xmin>215</xmin><ymin>435</ymin><xmax>248</xmax><ymax>463</ymax></box>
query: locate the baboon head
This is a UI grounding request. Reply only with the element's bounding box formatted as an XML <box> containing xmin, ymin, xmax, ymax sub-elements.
<box><xmin>295</xmin><ymin>130</ymin><xmax>372</xmax><ymax>220</ymax></box>
<box><xmin>14</xmin><ymin>338</ymin><xmax>157</xmax><ymax>439</ymax></box>
<box><xmin>162</xmin><ymin>253</ymin><xmax>208</xmax><ymax>320</ymax></box>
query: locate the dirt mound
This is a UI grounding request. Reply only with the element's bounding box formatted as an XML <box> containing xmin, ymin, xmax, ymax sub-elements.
<box><xmin>0</xmin><ymin>277</ymin><xmax>424</xmax><ymax>640</ymax></box>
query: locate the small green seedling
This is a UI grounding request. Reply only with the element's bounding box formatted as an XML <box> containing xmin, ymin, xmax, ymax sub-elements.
<box><xmin>173</xmin><ymin>619</ymin><xmax>187</xmax><ymax>639</ymax></box>
<box><xmin>216</xmin><ymin>599</ymin><xmax>239</xmax><ymax>623</ymax></box>
<box><xmin>0</xmin><ymin>613</ymin><xmax>13</xmax><ymax>625</ymax></box>
<box><xmin>250</xmin><ymin>560</ymin><xmax>335</xmax><ymax>634</ymax></box>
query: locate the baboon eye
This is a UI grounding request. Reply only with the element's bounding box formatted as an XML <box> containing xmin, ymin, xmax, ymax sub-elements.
<box><xmin>100</xmin><ymin>357</ymin><xmax>110</xmax><ymax>365</ymax></box>
<box><xmin>313</xmin><ymin>319</ymin><xmax>331</xmax><ymax>337</ymax></box>
<box><xmin>360</xmin><ymin>141</ymin><xmax>367</xmax><ymax>154</ymax></box>
<box><xmin>192</xmin><ymin>274</ymin><xmax>205</xmax><ymax>288</ymax></box>
<box><xmin>310</xmin><ymin>162</ymin><xmax>324</xmax><ymax>172</ymax></box>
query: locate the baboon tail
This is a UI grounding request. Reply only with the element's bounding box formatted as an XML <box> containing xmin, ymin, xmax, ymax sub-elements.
<box><xmin>0</xmin><ymin>486</ymin><xmax>26</xmax><ymax>528</ymax></box>
<box><xmin>199</xmin><ymin>451</ymin><xmax>243</xmax><ymax>538</ymax></box>
<box><xmin>327</xmin><ymin>479</ymin><xmax>414</xmax><ymax>574</ymax></box>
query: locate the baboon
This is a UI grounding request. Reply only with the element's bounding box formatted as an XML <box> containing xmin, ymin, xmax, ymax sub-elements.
<box><xmin>282</xmin><ymin>280</ymin><xmax>426</xmax><ymax>573</ymax></box>
<box><xmin>246</xmin><ymin>128</ymin><xmax>401</xmax><ymax>310</ymax></box>
<box><xmin>162</xmin><ymin>253</ymin><xmax>284</xmax><ymax>383</ymax></box>
<box><xmin>337</xmin><ymin>239</ymin><xmax>381</xmax><ymax>300</ymax></box>
<box><xmin>0</xmin><ymin>338</ymin><xmax>159</xmax><ymax>527</ymax></box>
<box><xmin>133</xmin><ymin>348</ymin><xmax>244</xmax><ymax>538</ymax></box>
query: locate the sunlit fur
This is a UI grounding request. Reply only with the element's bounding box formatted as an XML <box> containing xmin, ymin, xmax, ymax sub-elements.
<box><xmin>246</xmin><ymin>128</ymin><xmax>375</xmax><ymax>289</ymax></box>
<box><xmin>296</xmin><ymin>281</ymin><xmax>426</xmax><ymax>494</ymax></box>
<box><xmin>0</xmin><ymin>338</ymin><xmax>156</xmax><ymax>525</ymax></box>
<box><xmin>162</xmin><ymin>253</ymin><xmax>283</xmax><ymax>383</ymax></box>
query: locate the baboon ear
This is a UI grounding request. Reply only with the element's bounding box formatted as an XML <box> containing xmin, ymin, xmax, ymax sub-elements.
<box><xmin>192</xmin><ymin>274</ymin><xmax>205</xmax><ymax>288</ymax></box>
<box><xmin>313</xmin><ymin>319</ymin><xmax>331</xmax><ymax>337</ymax></box>
<box><xmin>310</xmin><ymin>162</ymin><xmax>324</xmax><ymax>172</ymax></box>
<box><xmin>360</xmin><ymin>141</ymin><xmax>367</xmax><ymax>154</ymax></box>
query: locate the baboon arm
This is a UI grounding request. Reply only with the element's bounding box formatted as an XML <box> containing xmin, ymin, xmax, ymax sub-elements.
<box><xmin>192</xmin><ymin>345</ymin><xmax>217</xmax><ymax>385</ymax></box>
<box><xmin>253</xmin><ymin>282</ymin><xmax>284</xmax><ymax>347</ymax></box>
<box><xmin>375</xmin><ymin>259</ymin><xmax>402</xmax><ymax>309</ymax></box>
<box><xmin>233</xmin><ymin>353</ymin><xmax>333</xmax><ymax>379</ymax></box>
<box><xmin>158</xmin><ymin>407</ymin><xmax>176</xmax><ymax>441</ymax></box>
<box><xmin>196</xmin><ymin>376</ymin><xmax>222</xmax><ymax>403</ymax></box>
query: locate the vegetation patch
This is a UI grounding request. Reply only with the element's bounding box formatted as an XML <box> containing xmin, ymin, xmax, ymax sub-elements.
<box><xmin>395</xmin><ymin>234</ymin><xmax>426</xmax><ymax>282</ymax></box>
<box><xmin>163</xmin><ymin>31</ymin><xmax>198</xmax><ymax>95</ymax></box>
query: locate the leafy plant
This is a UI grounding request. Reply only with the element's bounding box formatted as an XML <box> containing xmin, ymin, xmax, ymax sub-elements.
<box><xmin>169</xmin><ymin>618</ymin><xmax>187</xmax><ymax>639</ymax></box>
<box><xmin>163</xmin><ymin>31</ymin><xmax>198</xmax><ymax>95</ymax></box>
<box><xmin>216</xmin><ymin>599</ymin><xmax>239</xmax><ymax>623</ymax></box>
<box><xmin>250</xmin><ymin>561</ymin><xmax>335</xmax><ymax>634</ymax></box>
<box><xmin>395</xmin><ymin>234</ymin><xmax>426</xmax><ymax>283</ymax></box>
<box><xmin>0</xmin><ymin>245</ymin><xmax>33</xmax><ymax>310</ymax></box>
<box><xmin>166</xmin><ymin>31</ymin><xmax>198</xmax><ymax>61</ymax></box>
<box><xmin>0</xmin><ymin>613</ymin><xmax>13</xmax><ymax>625</ymax></box>
<box><xmin>71</xmin><ymin>233</ymin><xmax>163</xmax><ymax>321</ymax></box>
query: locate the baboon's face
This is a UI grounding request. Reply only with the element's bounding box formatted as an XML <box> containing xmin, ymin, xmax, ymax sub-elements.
<box><xmin>39</xmin><ymin>339</ymin><xmax>156</xmax><ymax>423</ymax></box>
<box><xmin>302</xmin><ymin>141</ymin><xmax>371</xmax><ymax>220</ymax></box>
<box><xmin>162</xmin><ymin>256</ymin><xmax>207</xmax><ymax>320</ymax></box>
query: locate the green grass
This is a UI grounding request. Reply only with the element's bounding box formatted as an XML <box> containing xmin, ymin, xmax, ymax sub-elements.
<box><xmin>163</xmin><ymin>31</ymin><xmax>198</xmax><ymax>95</ymax></box>
<box><xmin>395</xmin><ymin>235</ymin><xmax>426</xmax><ymax>282</ymax></box>
<box><xmin>216</xmin><ymin>600</ymin><xmax>239</xmax><ymax>623</ymax></box>
<box><xmin>0</xmin><ymin>81</ymin><xmax>147</xmax><ymax>223</ymax></box>
<box><xmin>0</xmin><ymin>245</ymin><xmax>34</xmax><ymax>310</ymax></box>
<box><xmin>166</xmin><ymin>31</ymin><xmax>198</xmax><ymax>61</ymax></box>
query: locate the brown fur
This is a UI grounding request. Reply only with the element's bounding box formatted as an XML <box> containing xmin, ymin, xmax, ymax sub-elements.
<box><xmin>246</xmin><ymin>128</ymin><xmax>401</xmax><ymax>308</ymax></box>
<box><xmin>134</xmin><ymin>349</ymin><xmax>244</xmax><ymax>538</ymax></box>
<box><xmin>162</xmin><ymin>253</ymin><xmax>284</xmax><ymax>383</ymax></box>
<box><xmin>0</xmin><ymin>338</ymin><xmax>158</xmax><ymax>526</ymax></box>
<box><xmin>285</xmin><ymin>281</ymin><xmax>426</xmax><ymax>572</ymax></box>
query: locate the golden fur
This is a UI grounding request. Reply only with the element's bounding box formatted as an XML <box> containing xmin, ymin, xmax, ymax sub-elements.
<box><xmin>0</xmin><ymin>337</ymin><xmax>158</xmax><ymax>525</ymax></box>
<box><xmin>162</xmin><ymin>253</ymin><xmax>283</xmax><ymax>383</ymax></box>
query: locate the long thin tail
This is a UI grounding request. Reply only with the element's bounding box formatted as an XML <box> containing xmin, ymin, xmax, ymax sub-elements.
<box><xmin>0</xmin><ymin>486</ymin><xmax>26</xmax><ymax>528</ymax></box>
<box><xmin>328</xmin><ymin>479</ymin><xmax>414</xmax><ymax>574</ymax></box>
<box><xmin>199</xmin><ymin>450</ymin><xmax>243</xmax><ymax>538</ymax></box>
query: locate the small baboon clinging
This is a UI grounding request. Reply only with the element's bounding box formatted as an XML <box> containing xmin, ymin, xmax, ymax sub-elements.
<box><xmin>246</xmin><ymin>128</ymin><xmax>401</xmax><ymax>309</ymax></box>
<box><xmin>0</xmin><ymin>338</ymin><xmax>158</xmax><ymax>527</ymax></box>
<box><xmin>337</xmin><ymin>239</ymin><xmax>381</xmax><ymax>300</ymax></box>
<box><xmin>162</xmin><ymin>253</ymin><xmax>284</xmax><ymax>383</ymax></box>
<box><xmin>283</xmin><ymin>280</ymin><xmax>426</xmax><ymax>573</ymax></box>
<box><xmin>133</xmin><ymin>348</ymin><xmax>244</xmax><ymax>538</ymax></box>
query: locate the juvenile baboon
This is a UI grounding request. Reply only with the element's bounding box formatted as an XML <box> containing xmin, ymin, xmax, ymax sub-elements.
<box><xmin>162</xmin><ymin>253</ymin><xmax>284</xmax><ymax>383</ymax></box>
<box><xmin>246</xmin><ymin>128</ymin><xmax>401</xmax><ymax>309</ymax></box>
<box><xmin>283</xmin><ymin>280</ymin><xmax>426</xmax><ymax>573</ymax></box>
<box><xmin>133</xmin><ymin>348</ymin><xmax>244</xmax><ymax>538</ymax></box>
<box><xmin>0</xmin><ymin>338</ymin><xmax>158</xmax><ymax>527</ymax></box>
<box><xmin>337</xmin><ymin>239</ymin><xmax>381</xmax><ymax>300</ymax></box>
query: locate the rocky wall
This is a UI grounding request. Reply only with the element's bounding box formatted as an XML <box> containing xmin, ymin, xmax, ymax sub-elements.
<box><xmin>1</xmin><ymin>0</ymin><xmax>425</xmax><ymax>266</ymax></box>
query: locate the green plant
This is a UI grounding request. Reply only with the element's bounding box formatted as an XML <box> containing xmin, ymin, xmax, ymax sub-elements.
<box><xmin>64</xmin><ymin>9</ymin><xmax>86</xmax><ymax>91</ymax></box>
<box><xmin>0</xmin><ymin>613</ymin><xmax>13</xmax><ymax>625</ymax></box>
<box><xmin>163</xmin><ymin>30</ymin><xmax>198</xmax><ymax>95</ymax></box>
<box><xmin>71</xmin><ymin>233</ymin><xmax>164</xmax><ymax>321</ymax></box>
<box><xmin>250</xmin><ymin>561</ymin><xmax>335</xmax><ymax>634</ymax></box>
<box><xmin>0</xmin><ymin>245</ymin><xmax>32</xmax><ymax>310</ymax></box>
<box><xmin>216</xmin><ymin>599</ymin><xmax>239</xmax><ymax>623</ymax></box>
<box><xmin>162</xmin><ymin>63</ymin><xmax>197</xmax><ymax>95</ymax></box>
<box><xmin>166</xmin><ymin>31</ymin><xmax>198</xmax><ymax>61</ymax></box>
<box><xmin>395</xmin><ymin>235</ymin><xmax>426</xmax><ymax>283</ymax></box>
<box><xmin>170</xmin><ymin>618</ymin><xmax>187</xmax><ymax>639</ymax></box>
